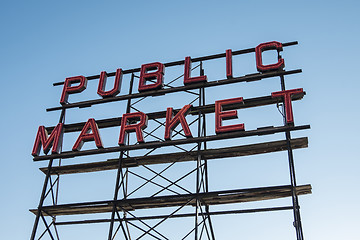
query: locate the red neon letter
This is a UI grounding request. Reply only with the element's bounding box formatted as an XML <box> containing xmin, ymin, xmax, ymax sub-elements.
<box><xmin>138</xmin><ymin>62</ymin><xmax>164</xmax><ymax>92</ymax></box>
<box><xmin>32</xmin><ymin>123</ymin><xmax>64</xmax><ymax>156</ymax></box>
<box><xmin>215</xmin><ymin>97</ymin><xmax>244</xmax><ymax>134</ymax></box>
<box><xmin>60</xmin><ymin>75</ymin><xmax>87</xmax><ymax>105</ymax></box>
<box><xmin>226</xmin><ymin>49</ymin><xmax>233</xmax><ymax>79</ymax></box>
<box><xmin>272</xmin><ymin>88</ymin><xmax>303</xmax><ymax>125</ymax></box>
<box><xmin>164</xmin><ymin>105</ymin><xmax>193</xmax><ymax>140</ymax></box>
<box><xmin>183</xmin><ymin>56</ymin><xmax>207</xmax><ymax>85</ymax></box>
<box><xmin>97</xmin><ymin>68</ymin><xmax>123</xmax><ymax>98</ymax></box>
<box><xmin>118</xmin><ymin>112</ymin><xmax>148</xmax><ymax>145</ymax></box>
<box><xmin>72</xmin><ymin>118</ymin><xmax>103</xmax><ymax>151</ymax></box>
<box><xmin>255</xmin><ymin>41</ymin><xmax>285</xmax><ymax>73</ymax></box>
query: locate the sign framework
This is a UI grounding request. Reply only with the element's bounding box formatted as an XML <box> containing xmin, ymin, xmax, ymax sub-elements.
<box><xmin>30</xmin><ymin>41</ymin><xmax>311</xmax><ymax>240</ymax></box>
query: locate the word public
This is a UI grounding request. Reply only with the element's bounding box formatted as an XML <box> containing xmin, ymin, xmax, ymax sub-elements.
<box><xmin>32</xmin><ymin>41</ymin><xmax>301</xmax><ymax>157</ymax></box>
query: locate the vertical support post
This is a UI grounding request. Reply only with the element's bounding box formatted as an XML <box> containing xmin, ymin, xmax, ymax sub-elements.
<box><xmin>30</xmin><ymin>108</ymin><xmax>66</xmax><ymax>240</ymax></box>
<box><xmin>108</xmin><ymin>73</ymin><xmax>135</xmax><ymax>240</ymax></box>
<box><xmin>194</xmin><ymin>62</ymin><xmax>203</xmax><ymax>240</ymax></box>
<box><xmin>194</xmin><ymin>62</ymin><xmax>215</xmax><ymax>240</ymax></box>
<box><xmin>202</xmin><ymin>86</ymin><xmax>215</xmax><ymax>240</ymax></box>
<box><xmin>280</xmin><ymin>73</ymin><xmax>304</xmax><ymax>240</ymax></box>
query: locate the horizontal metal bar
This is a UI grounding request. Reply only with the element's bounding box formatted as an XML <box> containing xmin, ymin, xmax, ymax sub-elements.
<box><xmin>54</xmin><ymin>206</ymin><xmax>294</xmax><ymax>225</ymax></box>
<box><xmin>46</xmin><ymin>69</ymin><xmax>302</xmax><ymax>112</ymax></box>
<box><xmin>30</xmin><ymin>184</ymin><xmax>311</xmax><ymax>216</ymax></box>
<box><xmin>52</xmin><ymin>41</ymin><xmax>298</xmax><ymax>86</ymax></box>
<box><xmin>33</xmin><ymin>124</ymin><xmax>310</xmax><ymax>161</ymax></box>
<box><xmin>40</xmin><ymin>137</ymin><xmax>308</xmax><ymax>175</ymax></box>
<box><xmin>45</xmin><ymin>92</ymin><xmax>305</xmax><ymax>133</ymax></box>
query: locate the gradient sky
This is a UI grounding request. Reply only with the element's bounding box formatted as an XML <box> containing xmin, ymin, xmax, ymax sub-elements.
<box><xmin>1</xmin><ymin>1</ymin><xmax>359</xmax><ymax>239</ymax></box>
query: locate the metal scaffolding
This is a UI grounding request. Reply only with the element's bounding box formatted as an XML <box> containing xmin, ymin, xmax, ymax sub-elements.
<box><xmin>30</xmin><ymin>41</ymin><xmax>310</xmax><ymax>240</ymax></box>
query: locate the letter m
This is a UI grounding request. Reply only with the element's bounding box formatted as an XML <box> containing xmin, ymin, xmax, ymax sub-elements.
<box><xmin>32</xmin><ymin>123</ymin><xmax>64</xmax><ymax>156</ymax></box>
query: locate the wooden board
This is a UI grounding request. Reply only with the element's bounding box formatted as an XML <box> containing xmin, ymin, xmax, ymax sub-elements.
<box><xmin>40</xmin><ymin>137</ymin><xmax>308</xmax><ymax>175</ymax></box>
<box><xmin>30</xmin><ymin>184</ymin><xmax>311</xmax><ymax>216</ymax></box>
<box><xmin>46</xmin><ymin>92</ymin><xmax>305</xmax><ymax>133</ymax></box>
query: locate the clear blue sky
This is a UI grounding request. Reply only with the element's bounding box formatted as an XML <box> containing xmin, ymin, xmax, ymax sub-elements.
<box><xmin>1</xmin><ymin>0</ymin><xmax>359</xmax><ymax>239</ymax></box>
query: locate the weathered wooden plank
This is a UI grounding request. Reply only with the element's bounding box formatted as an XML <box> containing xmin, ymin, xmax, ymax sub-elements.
<box><xmin>40</xmin><ymin>137</ymin><xmax>308</xmax><ymax>175</ymax></box>
<box><xmin>46</xmin><ymin>92</ymin><xmax>305</xmax><ymax>133</ymax></box>
<box><xmin>30</xmin><ymin>184</ymin><xmax>311</xmax><ymax>216</ymax></box>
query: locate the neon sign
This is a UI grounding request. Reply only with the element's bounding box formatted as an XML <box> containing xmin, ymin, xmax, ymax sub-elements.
<box><xmin>32</xmin><ymin>41</ymin><xmax>302</xmax><ymax>156</ymax></box>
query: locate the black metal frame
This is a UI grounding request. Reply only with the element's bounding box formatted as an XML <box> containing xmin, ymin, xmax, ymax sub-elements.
<box><xmin>30</xmin><ymin>41</ymin><xmax>309</xmax><ymax>240</ymax></box>
<box><xmin>30</xmin><ymin>109</ymin><xmax>66</xmax><ymax>240</ymax></box>
<box><xmin>280</xmin><ymin>73</ymin><xmax>304</xmax><ymax>239</ymax></box>
<box><xmin>105</xmin><ymin>63</ymin><xmax>218</xmax><ymax>240</ymax></box>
